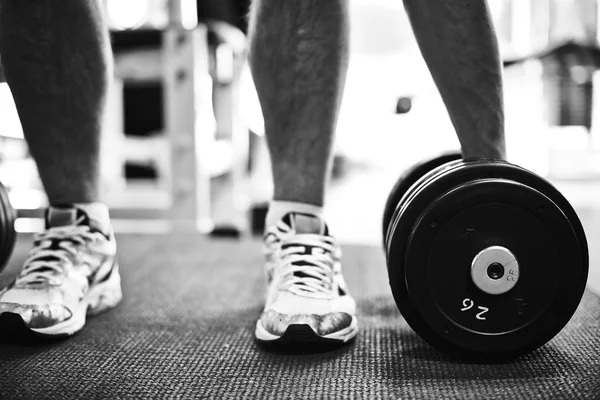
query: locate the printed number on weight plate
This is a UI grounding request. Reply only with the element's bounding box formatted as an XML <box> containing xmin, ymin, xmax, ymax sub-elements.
<box><xmin>461</xmin><ymin>298</ymin><xmax>489</xmax><ymax>320</ymax></box>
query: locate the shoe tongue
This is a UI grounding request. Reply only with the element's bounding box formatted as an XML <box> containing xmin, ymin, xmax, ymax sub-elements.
<box><xmin>290</xmin><ymin>213</ymin><xmax>327</xmax><ymax>235</ymax></box>
<box><xmin>46</xmin><ymin>206</ymin><xmax>107</xmax><ymax>236</ymax></box>
<box><xmin>46</xmin><ymin>207</ymin><xmax>78</xmax><ymax>228</ymax></box>
<box><xmin>282</xmin><ymin>213</ymin><xmax>332</xmax><ymax>289</ymax></box>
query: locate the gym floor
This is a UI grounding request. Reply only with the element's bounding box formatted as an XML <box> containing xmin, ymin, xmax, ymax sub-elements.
<box><xmin>1</xmin><ymin>233</ymin><xmax>599</xmax><ymax>398</ymax></box>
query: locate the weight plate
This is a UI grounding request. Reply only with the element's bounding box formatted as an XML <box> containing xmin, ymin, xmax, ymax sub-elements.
<box><xmin>382</xmin><ymin>151</ymin><xmax>461</xmax><ymax>246</ymax></box>
<box><xmin>385</xmin><ymin>156</ymin><xmax>465</xmax><ymax>255</ymax></box>
<box><xmin>0</xmin><ymin>181</ymin><xmax>16</xmax><ymax>273</ymax></box>
<box><xmin>386</xmin><ymin>160</ymin><xmax>588</xmax><ymax>360</ymax></box>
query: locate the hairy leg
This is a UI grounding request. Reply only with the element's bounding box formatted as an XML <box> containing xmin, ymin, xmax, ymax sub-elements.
<box><xmin>404</xmin><ymin>0</ymin><xmax>506</xmax><ymax>160</ymax></box>
<box><xmin>248</xmin><ymin>0</ymin><xmax>350</xmax><ymax>207</ymax></box>
<box><xmin>0</xmin><ymin>0</ymin><xmax>112</xmax><ymax>204</ymax></box>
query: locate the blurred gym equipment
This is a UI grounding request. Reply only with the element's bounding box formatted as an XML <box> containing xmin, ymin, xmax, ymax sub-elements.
<box><xmin>1</xmin><ymin>0</ymin><xmax>262</xmax><ymax>236</ymax></box>
<box><xmin>105</xmin><ymin>0</ymin><xmax>254</xmax><ymax>234</ymax></box>
<box><xmin>163</xmin><ymin>5</ymin><xmax>250</xmax><ymax>234</ymax></box>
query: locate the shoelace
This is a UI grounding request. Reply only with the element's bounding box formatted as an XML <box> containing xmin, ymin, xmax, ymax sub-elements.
<box><xmin>279</xmin><ymin>234</ymin><xmax>338</xmax><ymax>297</ymax></box>
<box><xmin>265</xmin><ymin>220</ymin><xmax>340</xmax><ymax>298</ymax></box>
<box><xmin>17</xmin><ymin>219</ymin><xmax>103</xmax><ymax>286</ymax></box>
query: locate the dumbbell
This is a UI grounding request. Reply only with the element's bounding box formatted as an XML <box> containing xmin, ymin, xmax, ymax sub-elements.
<box><xmin>0</xmin><ymin>181</ymin><xmax>16</xmax><ymax>274</ymax></box>
<box><xmin>383</xmin><ymin>152</ymin><xmax>589</xmax><ymax>360</ymax></box>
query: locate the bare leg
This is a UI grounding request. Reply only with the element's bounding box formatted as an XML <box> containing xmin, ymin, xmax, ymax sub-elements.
<box><xmin>404</xmin><ymin>0</ymin><xmax>506</xmax><ymax>160</ymax></box>
<box><xmin>249</xmin><ymin>1</ymin><xmax>357</xmax><ymax>346</ymax></box>
<box><xmin>0</xmin><ymin>0</ymin><xmax>119</xmax><ymax>341</ymax></box>
<box><xmin>0</xmin><ymin>0</ymin><xmax>111</xmax><ymax>204</ymax></box>
<box><xmin>248</xmin><ymin>0</ymin><xmax>350</xmax><ymax>207</ymax></box>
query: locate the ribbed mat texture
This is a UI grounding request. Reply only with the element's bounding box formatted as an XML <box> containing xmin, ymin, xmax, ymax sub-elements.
<box><xmin>0</xmin><ymin>234</ymin><xmax>599</xmax><ymax>399</ymax></box>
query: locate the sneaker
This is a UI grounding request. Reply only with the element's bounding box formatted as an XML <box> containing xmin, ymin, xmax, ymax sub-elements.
<box><xmin>0</xmin><ymin>206</ymin><xmax>122</xmax><ymax>338</ymax></box>
<box><xmin>255</xmin><ymin>212</ymin><xmax>358</xmax><ymax>345</ymax></box>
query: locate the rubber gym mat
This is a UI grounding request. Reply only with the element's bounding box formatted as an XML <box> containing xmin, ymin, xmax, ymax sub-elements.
<box><xmin>0</xmin><ymin>233</ymin><xmax>599</xmax><ymax>399</ymax></box>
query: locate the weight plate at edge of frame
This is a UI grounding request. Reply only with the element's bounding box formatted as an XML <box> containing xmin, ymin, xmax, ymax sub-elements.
<box><xmin>0</xmin><ymin>182</ymin><xmax>16</xmax><ymax>273</ymax></box>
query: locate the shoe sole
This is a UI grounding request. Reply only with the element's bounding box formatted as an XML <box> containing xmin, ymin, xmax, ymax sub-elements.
<box><xmin>255</xmin><ymin>315</ymin><xmax>358</xmax><ymax>345</ymax></box>
<box><xmin>0</xmin><ymin>263</ymin><xmax>123</xmax><ymax>340</ymax></box>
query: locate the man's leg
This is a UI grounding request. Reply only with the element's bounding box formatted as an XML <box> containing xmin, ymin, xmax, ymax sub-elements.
<box><xmin>0</xmin><ymin>1</ymin><xmax>121</xmax><ymax>339</ymax></box>
<box><xmin>404</xmin><ymin>0</ymin><xmax>506</xmax><ymax>160</ymax></box>
<box><xmin>249</xmin><ymin>0</ymin><xmax>357</xmax><ymax>344</ymax></box>
<box><xmin>249</xmin><ymin>0</ymin><xmax>348</xmax><ymax>207</ymax></box>
<box><xmin>0</xmin><ymin>0</ymin><xmax>109</xmax><ymax>202</ymax></box>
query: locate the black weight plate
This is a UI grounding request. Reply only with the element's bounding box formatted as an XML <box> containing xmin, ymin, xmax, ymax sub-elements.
<box><xmin>386</xmin><ymin>160</ymin><xmax>588</xmax><ymax>360</ymax></box>
<box><xmin>384</xmin><ymin>156</ymin><xmax>466</xmax><ymax>256</ymax></box>
<box><xmin>0</xmin><ymin>181</ymin><xmax>16</xmax><ymax>273</ymax></box>
<box><xmin>408</xmin><ymin>181</ymin><xmax>580</xmax><ymax>356</ymax></box>
<box><xmin>382</xmin><ymin>151</ymin><xmax>461</xmax><ymax>245</ymax></box>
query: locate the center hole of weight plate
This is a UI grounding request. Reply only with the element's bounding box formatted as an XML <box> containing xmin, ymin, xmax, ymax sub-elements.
<box><xmin>487</xmin><ymin>262</ymin><xmax>505</xmax><ymax>280</ymax></box>
<box><xmin>472</xmin><ymin>246</ymin><xmax>518</xmax><ymax>295</ymax></box>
